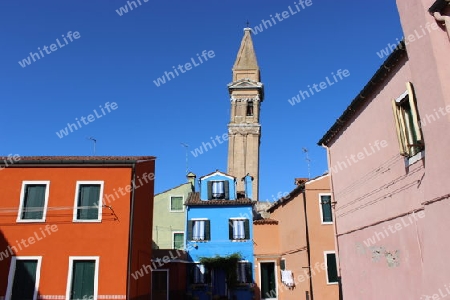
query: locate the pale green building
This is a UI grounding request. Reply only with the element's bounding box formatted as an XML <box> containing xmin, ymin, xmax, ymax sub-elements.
<box><xmin>152</xmin><ymin>172</ymin><xmax>196</xmax><ymax>249</ymax></box>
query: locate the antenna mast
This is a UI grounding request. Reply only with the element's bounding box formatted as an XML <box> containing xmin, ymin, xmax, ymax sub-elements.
<box><xmin>87</xmin><ymin>137</ymin><xmax>97</xmax><ymax>155</ymax></box>
<box><xmin>181</xmin><ymin>143</ymin><xmax>189</xmax><ymax>176</ymax></box>
<box><xmin>302</xmin><ymin>147</ymin><xmax>311</xmax><ymax>179</ymax></box>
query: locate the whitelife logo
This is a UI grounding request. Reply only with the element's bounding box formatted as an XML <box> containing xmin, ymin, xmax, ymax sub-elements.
<box><xmin>55</xmin><ymin>102</ymin><xmax>118</xmax><ymax>139</ymax></box>
<box><xmin>18</xmin><ymin>31</ymin><xmax>81</xmax><ymax>68</ymax></box>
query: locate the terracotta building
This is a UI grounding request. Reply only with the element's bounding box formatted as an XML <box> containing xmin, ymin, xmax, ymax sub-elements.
<box><xmin>253</xmin><ymin>174</ymin><xmax>339</xmax><ymax>300</ymax></box>
<box><xmin>318</xmin><ymin>0</ymin><xmax>450</xmax><ymax>298</ymax></box>
<box><xmin>0</xmin><ymin>156</ymin><xmax>155</xmax><ymax>300</ymax></box>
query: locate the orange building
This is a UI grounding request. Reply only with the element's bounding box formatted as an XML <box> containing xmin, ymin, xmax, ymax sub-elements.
<box><xmin>253</xmin><ymin>174</ymin><xmax>339</xmax><ymax>300</ymax></box>
<box><xmin>0</xmin><ymin>156</ymin><xmax>155</xmax><ymax>300</ymax></box>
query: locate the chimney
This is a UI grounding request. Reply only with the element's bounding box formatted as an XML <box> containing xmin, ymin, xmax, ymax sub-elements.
<box><xmin>187</xmin><ymin>172</ymin><xmax>196</xmax><ymax>191</ymax></box>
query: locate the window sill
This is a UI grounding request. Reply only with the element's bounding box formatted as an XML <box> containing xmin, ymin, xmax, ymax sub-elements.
<box><xmin>405</xmin><ymin>150</ymin><xmax>425</xmax><ymax>167</ymax></box>
<box><xmin>169</xmin><ymin>210</ymin><xmax>184</xmax><ymax>213</ymax></box>
<box><xmin>327</xmin><ymin>282</ymin><xmax>339</xmax><ymax>285</ymax></box>
<box><xmin>231</xmin><ymin>239</ymin><xmax>250</xmax><ymax>242</ymax></box>
<box><xmin>321</xmin><ymin>222</ymin><xmax>333</xmax><ymax>225</ymax></box>
<box><xmin>16</xmin><ymin>219</ymin><xmax>46</xmax><ymax>223</ymax></box>
<box><xmin>72</xmin><ymin>219</ymin><xmax>102</xmax><ymax>223</ymax></box>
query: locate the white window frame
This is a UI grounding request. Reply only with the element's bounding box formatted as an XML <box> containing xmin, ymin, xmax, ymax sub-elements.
<box><xmin>5</xmin><ymin>256</ymin><xmax>43</xmax><ymax>300</ymax></box>
<box><xmin>73</xmin><ymin>181</ymin><xmax>104</xmax><ymax>222</ymax></box>
<box><xmin>17</xmin><ymin>181</ymin><xmax>50</xmax><ymax>223</ymax></box>
<box><xmin>172</xmin><ymin>231</ymin><xmax>185</xmax><ymax>249</ymax></box>
<box><xmin>323</xmin><ymin>251</ymin><xmax>338</xmax><ymax>285</ymax></box>
<box><xmin>319</xmin><ymin>193</ymin><xmax>333</xmax><ymax>225</ymax></box>
<box><xmin>169</xmin><ymin>195</ymin><xmax>184</xmax><ymax>212</ymax></box>
<box><xmin>65</xmin><ymin>256</ymin><xmax>100</xmax><ymax>300</ymax></box>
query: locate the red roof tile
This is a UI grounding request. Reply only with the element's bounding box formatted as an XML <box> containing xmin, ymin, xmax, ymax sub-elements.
<box><xmin>185</xmin><ymin>192</ymin><xmax>253</xmax><ymax>206</ymax></box>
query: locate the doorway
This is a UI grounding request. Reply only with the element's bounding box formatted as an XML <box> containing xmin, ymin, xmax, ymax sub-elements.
<box><xmin>260</xmin><ymin>262</ymin><xmax>277</xmax><ymax>300</ymax></box>
<box><xmin>152</xmin><ymin>269</ymin><xmax>168</xmax><ymax>300</ymax></box>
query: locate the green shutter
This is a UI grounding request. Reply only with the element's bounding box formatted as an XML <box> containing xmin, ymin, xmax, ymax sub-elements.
<box><xmin>245</xmin><ymin>262</ymin><xmax>253</xmax><ymax>283</ymax></box>
<box><xmin>174</xmin><ymin>233</ymin><xmax>184</xmax><ymax>249</ymax></box>
<box><xmin>77</xmin><ymin>185</ymin><xmax>100</xmax><ymax>220</ymax></box>
<box><xmin>224</xmin><ymin>181</ymin><xmax>229</xmax><ymax>199</ymax></box>
<box><xmin>204</xmin><ymin>220</ymin><xmax>210</xmax><ymax>241</ymax></box>
<box><xmin>280</xmin><ymin>259</ymin><xmax>286</xmax><ymax>271</ymax></box>
<box><xmin>11</xmin><ymin>259</ymin><xmax>38</xmax><ymax>300</ymax></box>
<box><xmin>207</xmin><ymin>181</ymin><xmax>212</xmax><ymax>199</ymax></box>
<box><xmin>71</xmin><ymin>260</ymin><xmax>96</xmax><ymax>300</ymax></box>
<box><xmin>322</xmin><ymin>196</ymin><xmax>333</xmax><ymax>222</ymax></box>
<box><xmin>171</xmin><ymin>196</ymin><xmax>183</xmax><ymax>211</ymax></box>
<box><xmin>244</xmin><ymin>219</ymin><xmax>250</xmax><ymax>239</ymax></box>
<box><xmin>187</xmin><ymin>220</ymin><xmax>193</xmax><ymax>240</ymax></box>
<box><xmin>327</xmin><ymin>254</ymin><xmax>338</xmax><ymax>283</ymax></box>
<box><xmin>229</xmin><ymin>219</ymin><xmax>233</xmax><ymax>240</ymax></box>
<box><xmin>22</xmin><ymin>184</ymin><xmax>46</xmax><ymax>220</ymax></box>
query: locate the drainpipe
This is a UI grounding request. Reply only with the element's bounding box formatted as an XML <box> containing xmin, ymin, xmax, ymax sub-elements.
<box><xmin>322</xmin><ymin>144</ymin><xmax>343</xmax><ymax>300</ymax></box>
<box><xmin>301</xmin><ymin>187</ymin><xmax>314</xmax><ymax>300</ymax></box>
<box><xmin>126</xmin><ymin>162</ymin><xmax>137</xmax><ymax>299</ymax></box>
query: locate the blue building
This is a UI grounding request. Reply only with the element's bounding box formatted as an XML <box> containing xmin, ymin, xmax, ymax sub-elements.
<box><xmin>185</xmin><ymin>170</ymin><xmax>255</xmax><ymax>300</ymax></box>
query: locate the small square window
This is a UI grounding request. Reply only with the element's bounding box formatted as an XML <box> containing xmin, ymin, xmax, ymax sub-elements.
<box><xmin>73</xmin><ymin>181</ymin><xmax>103</xmax><ymax>222</ymax></box>
<box><xmin>188</xmin><ymin>220</ymin><xmax>210</xmax><ymax>241</ymax></box>
<box><xmin>17</xmin><ymin>181</ymin><xmax>50</xmax><ymax>222</ymax></box>
<box><xmin>173</xmin><ymin>232</ymin><xmax>184</xmax><ymax>249</ymax></box>
<box><xmin>207</xmin><ymin>181</ymin><xmax>229</xmax><ymax>200</ymax></box>
<box><xmin>189</xmin><ymin>263</ymin><xmax>210</xmax><ymax>284</ymax></box>
<box><xmin>228</xmin><ymin>219</ymin><xmax>250</xmax><ymax>240</ymax></box>
<box><xmin>170</xmin><ymin>196</ymin><xmax>184</xmax><ymax>212</ymax></box>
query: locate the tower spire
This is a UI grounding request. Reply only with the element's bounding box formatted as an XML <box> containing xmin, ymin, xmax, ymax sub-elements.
<box><xmin>232</xmin><ymin>28</ymin><xmax>260</xmax><ymax>82</ymax></box>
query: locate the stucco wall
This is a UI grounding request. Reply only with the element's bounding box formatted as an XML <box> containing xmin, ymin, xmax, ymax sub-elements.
<box><xmin>153</xmin><ymin>182</ymin><xmax>192</xmax><ymax>249</ymax></box>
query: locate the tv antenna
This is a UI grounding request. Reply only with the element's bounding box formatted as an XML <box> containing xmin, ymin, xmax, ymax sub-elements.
<box><xmin>87</xmin><ymin>137</ymin><xmax>97</xmax><ymax>155</ymax></box>
<box><xmin>180</xmin><ymin>143</ymin><xmax>189</xmax><ymax>176</ymax></box>
<box><xmin>302</xmin><ymin>147</ymin><xmax>311</xmax><ymax>179</ymax></box>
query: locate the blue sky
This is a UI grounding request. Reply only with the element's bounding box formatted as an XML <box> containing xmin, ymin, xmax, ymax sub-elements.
<box><xmin>0</xmin><ymin>0</ymin><xmax>403</xmax><ymax>202</ymax></box>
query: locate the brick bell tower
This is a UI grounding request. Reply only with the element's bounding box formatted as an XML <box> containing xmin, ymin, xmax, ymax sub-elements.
<box><xmin>227</xmin><ymin>27</ymin><xmax>264</xmax><ymax>200</ymax></box>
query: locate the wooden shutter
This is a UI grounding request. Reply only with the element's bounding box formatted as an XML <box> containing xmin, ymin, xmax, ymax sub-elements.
<box><xmin>406</xmin><ymin>81</ymin><xmax>423</xmax><ymax>142</ymax></box>
<box><xmin>391</xmin><ymin>98</ymin><xmax>408</xmax><ymax>156</ymax></box>
<box><xmin>245</xmin><ymin>262</ymin><xmax>253</xmax><ymax>283</ymax></box>
<box><xmin>22</xmin><ymin>184</ymin><xmax>46</xmax><ymax>220</ymax></box>
<box><xmin>244</xmin><ymin>219</ymin><xmax>250</xmax><ymax>239</ymax></box>
<box><xmin>326</xmin><ymin>254</ymin><xmax>338</xmax><ymax>283</ymax></box>
<box><xmin>11</xmin><ymin>260</ymin><xmax>38</xmax><ymax>299</ymax></box>
<box><xmin>224</xmin><ymin>180</ymin><xmax>230</xmax><ymax>200</ymax></box>
<box><xmin>204</xmin><ymin>220</ymin><xmax>211</xmax><ymax>240</ymax></box>
<box><xmin>187</xmin><ymin>220</ymin><xmax>193</xmax><ymax>240</ymax></box>
<box><xmin>229</xmin><ymin>219</ymin><xmax>233</xmax><ymax>240</ymax></box>
<box><xmin>207</xmin><ymin>181</ymin><xmax>212</xmax><ymax>199</ymax></box>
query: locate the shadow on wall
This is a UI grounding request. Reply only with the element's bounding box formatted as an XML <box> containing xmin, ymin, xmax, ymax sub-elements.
<box><xmin>0</xmin><ymin>229</ymin><xmax>41</xmax><ymax>299</ymax></box>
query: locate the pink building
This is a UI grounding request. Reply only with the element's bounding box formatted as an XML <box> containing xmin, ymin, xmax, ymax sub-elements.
<box><xmin>318</xmin><ymin>0</ymin><xmax>450</xmax><ymax>298</ymax></box>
